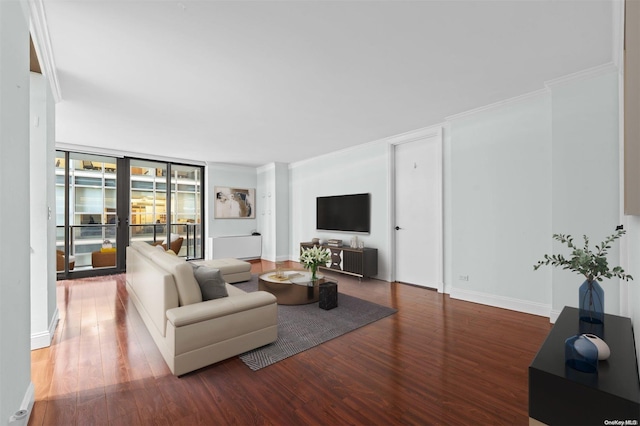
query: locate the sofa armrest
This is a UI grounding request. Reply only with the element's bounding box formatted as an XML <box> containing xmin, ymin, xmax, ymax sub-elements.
<box><xmin>166</xmin><ymin>291</ymin><xmax>277</xmax><ymax>327</ymax></box>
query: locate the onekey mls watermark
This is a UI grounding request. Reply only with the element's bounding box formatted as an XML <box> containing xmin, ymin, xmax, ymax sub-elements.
<box><xmin>604</xmin><ymin>420</ymin><xmax>639</xmax><ymax>425</ymax></box>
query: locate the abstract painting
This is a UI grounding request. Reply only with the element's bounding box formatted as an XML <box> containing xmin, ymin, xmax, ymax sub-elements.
<box><xmin>214</xmin><ymin>186</ymin><xmax>255</xmax><ymax>219</ymax></box>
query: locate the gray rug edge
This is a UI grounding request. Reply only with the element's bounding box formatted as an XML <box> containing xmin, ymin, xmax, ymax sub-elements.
<box><xmin>235</xmin><ymin>277</ymin><xmax>397</xmax><ymax>371</ymax></box>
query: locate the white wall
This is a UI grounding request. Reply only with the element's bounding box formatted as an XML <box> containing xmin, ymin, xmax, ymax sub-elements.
<box><xmin>289</xmin><ymin>140</ymin><xmax>391</xmax><ymax>281</ymax></box>
<box><xmin>626</xmin><ymin>216</ymin><xmax>640</xmax><ymax>366</ymax></box>
<box><xmin>443</xmin><ymin>125</ymin><xmax>453</xmax><ymax>294</ymax></box>
<box><xmin>0</xmin><ymin>1</ymin><xmax>34</xmax><ymax>422</ymax></box>
<box><xmin>275</xmin><ymin>163</ymin><xmax>289</xmax><ymax>261</ymax></box>
<box><xmin>30</xmin><ymin>72</ymin><xmax>58</xmax><ymax>350</ymax></box>
<box><xmin>549</xmin><ymin>71</ymin><xmax>621</xmax><ymax>318</ymax></box>
<box><xmin>256</xmin><ymin>162</ymin><xmax>289</xmax><ymax>262</ymax></box>
<box><xmin>446</xmin><ymin>69</ymin><xmax>621</xmax><ymax>319</ymax></box>
<box><xmin>256</xmin><ymin>164</ymin><xmax>275</xmax><ymax>260</ymax></box>
<box><xmin>448</xmin><ymin>92</ymin><xmax>553</xmax><ymax>316</ymax></box>
<box><xmin>207</xmin><ymin>163</ymin><xmax>258</xmax><ymax>239</ymax></box>
<box><xmin>203</xmin><ymin>68</ymin><xmax>620</xmax><ymax>323</ymax></box>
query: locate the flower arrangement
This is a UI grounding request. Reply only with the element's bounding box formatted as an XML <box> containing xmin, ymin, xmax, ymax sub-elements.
<box><xmin>533</xmin><ymin>230</ymin><xmax>633</xmax><ymax>283</ymax></box>
<box><xmin>300</xmin><ymin>246</ymin><xmax>331</xmax><ymax>280</ymax></box>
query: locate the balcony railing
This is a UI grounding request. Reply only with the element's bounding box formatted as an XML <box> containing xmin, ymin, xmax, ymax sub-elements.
<box><xmin>56</xmin><ymin>223</ymin><xmax>202</xmax><ymax>270</ymax></box>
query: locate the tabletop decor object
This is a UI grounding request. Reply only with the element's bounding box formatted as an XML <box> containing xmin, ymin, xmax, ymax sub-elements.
<box><xmin>583</xmin><ymin>333</ymin><xmax>610</xmax><ymax>360</ymax></box>
<box><xmin>300</xmin><ymin>245</ymin><xmax>331</xmax><ymax>281</ymax></box>
<box><xmin>534</xmin><ymin>229</ymin><xmax>633</xmax><ymax>325</ymax></box>
<box><xmin>565</xmin><ymin>334</ymin><xmax>598</xmax><ymax>373</ymax></box>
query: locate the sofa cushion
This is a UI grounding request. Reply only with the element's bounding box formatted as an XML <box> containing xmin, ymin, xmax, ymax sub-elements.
<box><xmin>194</xmin><ymin>258</ymin><xmax>251</xmax><ymax>275</ymax></box>
<box><xmin>131</xmin><ymin>241</ymin><xmax>160</xmax><ymax>259</ymax></box>
<box><xmin>191</xmin><ymin>265</ymin><xmax>228</xmax><ymax>300</ymax></box>
<box><xmin>226</xmin><ymin>283</ymin><xmax>247</xmax><ymax>297</ymax></box>
<box><xmin>149</xmin><ymin>251</ymin><xmax>202</xmax><ymax>306</ymax></box>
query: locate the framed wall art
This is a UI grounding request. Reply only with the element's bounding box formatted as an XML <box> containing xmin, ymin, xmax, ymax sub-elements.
<box><xmin>214</xmin><ymin>186</ymin><xmax>255</xmax><ymax>219</ymax></box>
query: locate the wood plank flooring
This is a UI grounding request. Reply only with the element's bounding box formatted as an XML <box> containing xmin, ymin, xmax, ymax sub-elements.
<box><xmin>29</xmin><ymin>260</ymin><xmax>551</xmax><ymax>425</ymax></box>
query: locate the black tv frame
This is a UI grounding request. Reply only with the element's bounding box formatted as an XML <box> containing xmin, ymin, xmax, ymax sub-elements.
<box><xmin>316</xmin><ymin>193</ymin><xmax>371</xmax><ymax>234</ymax></box>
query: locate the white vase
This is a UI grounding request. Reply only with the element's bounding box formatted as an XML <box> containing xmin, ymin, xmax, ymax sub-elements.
<box><xmin>582</xmin><ymin>333</ymin><xmax>610</xmax><ymax>360</ymax></box>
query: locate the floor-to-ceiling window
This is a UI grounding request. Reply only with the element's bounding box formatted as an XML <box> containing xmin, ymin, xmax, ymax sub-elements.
<box><xmin>129</xmin><ymin>160</ymin><xmax>203</xmax><ymax>259</ymax></box>
<box><xmin>171</xmin><ymin>164</ymin><xmax>202</xmax><ymax>258</ymax></box>
<box><xmin>56</xmin><ymin>152</ymin><xmax>204</xmax><ymax>278</ymax></box>
<box><xmin>55</xmin><ymin>151</ymin><xmax>118</xmax><ymax>273</ymax></box>
<box><xmin>130</xmin><ymin>160</ymin><xmax>168</xmax><ymax>248</ymax></box>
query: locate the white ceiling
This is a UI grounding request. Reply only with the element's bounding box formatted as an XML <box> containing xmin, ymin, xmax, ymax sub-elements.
<box><xmin>44</xmin><ymin>0</ymin><xmax>614</xmax><ymax>167</ymax></box>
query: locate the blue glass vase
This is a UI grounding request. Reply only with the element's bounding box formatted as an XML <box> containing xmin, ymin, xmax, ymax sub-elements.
<box><xmin>579</xmin><ymin>279</ymin><xmax>604</xmax><ymax>325</ymax></box>
<box><xmin>565</xmin><ymin>334</ymin><xmax>598</xmax><ymax>373</ymax></box>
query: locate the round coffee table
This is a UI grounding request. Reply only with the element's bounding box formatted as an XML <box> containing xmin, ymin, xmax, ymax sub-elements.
<box><xmin>258</xmin><ymin>269</ymin><xmax>324</xmax><ymax>305</ymax></box>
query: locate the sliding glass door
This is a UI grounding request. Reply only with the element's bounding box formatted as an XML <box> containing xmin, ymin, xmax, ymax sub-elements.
<box><xmin>56</xmin><ymin>152</ymin><xmax>204</xmax><ymax>278</ymax></box>
<box><xmin>129</xmin><ymin>160</ymin><xmax>202</xmax><ymax>259</ymax></box>
<box><xmin>130</xmin><ymin>160</ymin><xmax>168</xmax><ymax>248</ymax></box>
<box><xmin>55</xmin><ymin>151</ymin><xmax>119</xmax><ymax>274</ymax></box>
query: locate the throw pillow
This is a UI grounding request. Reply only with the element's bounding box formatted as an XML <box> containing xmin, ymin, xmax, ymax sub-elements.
<box><xmin>162</xmin><ymin>233</ymin><xmax>180</xmax><ymax>245</ymax></box>
<box><xmin>191</xmin><ymin>265</ymin><xmax>228</xmax><ymax>300</ymax></box>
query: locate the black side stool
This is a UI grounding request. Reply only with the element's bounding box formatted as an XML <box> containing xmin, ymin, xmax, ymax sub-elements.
<box><xmin>319</xmin><ymin>279</ymin><xmax>338</xmax><ymax>310</ymax></box>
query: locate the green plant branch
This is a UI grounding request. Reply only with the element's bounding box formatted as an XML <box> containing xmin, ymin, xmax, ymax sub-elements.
<box><xmin>533</xmin><ymin>229</ymin><xmax>633</xmax><ymax>283</ymax></box>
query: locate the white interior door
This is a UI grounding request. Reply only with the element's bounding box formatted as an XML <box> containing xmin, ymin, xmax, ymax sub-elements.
<box><xmin>394</xmin><ymin>134</ymin><xmax>443</xmax><ymax>290</ymax></box>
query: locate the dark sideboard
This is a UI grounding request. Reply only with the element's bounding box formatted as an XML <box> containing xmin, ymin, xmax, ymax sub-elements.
<box><xmin>300</xmin><ymin>242</ymin><xmax>377</xmax><ymax>279</ymax></box>
<box><xmin>529</xmin><ymin>306</ymin><xmax>640</xmax><ymax>425</ymax></box>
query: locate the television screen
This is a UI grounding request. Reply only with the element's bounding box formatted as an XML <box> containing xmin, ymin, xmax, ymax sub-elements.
<box><xmin>316</xmin><ymin>193</ymin><xmax>370</xmax><ymax>233</ymax></box>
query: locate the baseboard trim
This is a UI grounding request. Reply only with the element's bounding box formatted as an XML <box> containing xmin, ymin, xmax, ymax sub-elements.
<box><xmin>549</xmin><ymin>309</ymin><xmax>562</xmax><ymax>324</ymax></box>
<box><xmin>8</xmin><ymin>382</ymin><xmax>34</xmax><ymax>425</ymax></box>
<box><xmin>31</xmin><ymin>307</ymin><xmax>59</xmax><ymax>350</ymax></box>
<box><xmin>266</xmin><ymin>255</ymin><xmax>303</xmax><ymax>263</ymax></box>
<box><xmin>450</xmin><ymin>288</ymin><xmax>551</xmax><ymax>318</ymax></box>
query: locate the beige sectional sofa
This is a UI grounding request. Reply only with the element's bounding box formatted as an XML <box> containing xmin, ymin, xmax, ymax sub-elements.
<box><xmin>126</xmin><ymin>241</ymin><xmax>277</xmax><ymax>376</ymax></box>
<box><xmin>191</xmin><ymin>257</ymin><xmax>252</xmax><ymax>283</ymax></box>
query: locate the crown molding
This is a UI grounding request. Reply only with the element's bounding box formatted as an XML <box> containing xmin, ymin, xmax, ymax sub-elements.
<box><xmin>544</xmin><ymin>62</ymin><xmax>618</xmax><ymax>89</ymax></box>
<box><xmin>256</xmin><ymin>162</ymin><xmax>276</xmax><ymax>173</ymax></box>
<box><xmin>289</xmin><ymin>137</ymin><xmax>388</xmax><ymax>170</ymax></box>
<box><xmin>289</xmin><ymin>124</ymin><xmax>445</xmax><ymax>169</ymax></box>
<box><xmin>446</xmin><ymin>88</ymin><xmax>549</xmax><ymax>122</ymax></box>
<box><xmin>446</xmin><ymin>62</ymin><xmax>619</xmax><ymax>123</ymax></box>
<box><xmin>612</xmin><ymin>0</ymin><xmax>624</xmax><ymax>71</ymax></box>
<box><xmin>254</xmin><ymin>161</ymin><xmax>290</xmax><ymax>173</ymax></box>
<box><xmin>385</xmin><ymin>124</ymin><xmax>443</xmax><ymax>146</ymax></box>
<box><xmin>208</xmin><ymin>162</ymin><xmax>257</xmax><ymax>173</ymax></box>
<box><xmin>27</xmin><ymin>0</ymin><xmax>61</xmax><ymax>102</ymax></box>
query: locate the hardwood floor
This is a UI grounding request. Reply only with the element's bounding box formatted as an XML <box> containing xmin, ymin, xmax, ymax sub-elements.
<box><xmin>29</xmin><ymin>260</ymin><xmax>551</xmax><ymax>425</ymax></box>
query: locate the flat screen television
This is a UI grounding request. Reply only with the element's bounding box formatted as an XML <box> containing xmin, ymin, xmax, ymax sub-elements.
<box><xmin>316</xmin><ymin>193</ymin><xmax>370</xmax><ymax>233</ymax></box>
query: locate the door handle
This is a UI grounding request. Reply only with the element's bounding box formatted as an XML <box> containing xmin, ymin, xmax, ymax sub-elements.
<box><xmin>395</xmin><ymin>226</ymin><xmax>402</xmax><ymax>230</ymax></box>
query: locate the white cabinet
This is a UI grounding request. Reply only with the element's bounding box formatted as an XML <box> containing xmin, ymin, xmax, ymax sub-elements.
<box><xmin>212</xmin><ymin>235</ymin><xmax>262</xmax><ymax>260</ymax></box>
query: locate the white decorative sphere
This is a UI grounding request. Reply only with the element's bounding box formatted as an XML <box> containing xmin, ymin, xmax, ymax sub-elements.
<box><xmin>582</xmin><ymin>334</ymin><xmax>610</xmax><ymax>360</ymax></box>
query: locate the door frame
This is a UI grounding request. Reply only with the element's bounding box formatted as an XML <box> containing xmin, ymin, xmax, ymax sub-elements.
<box><xmin>387</xmin><ymin>125</ymin><xmax>444</xmax><ymax>293</ymax></box>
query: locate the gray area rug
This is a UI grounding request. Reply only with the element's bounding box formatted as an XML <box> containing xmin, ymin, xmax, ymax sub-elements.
<box><xmin>236</xmin><ymin>275</ymin><xmax>397</xmax><ymax>371</ymax></box>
